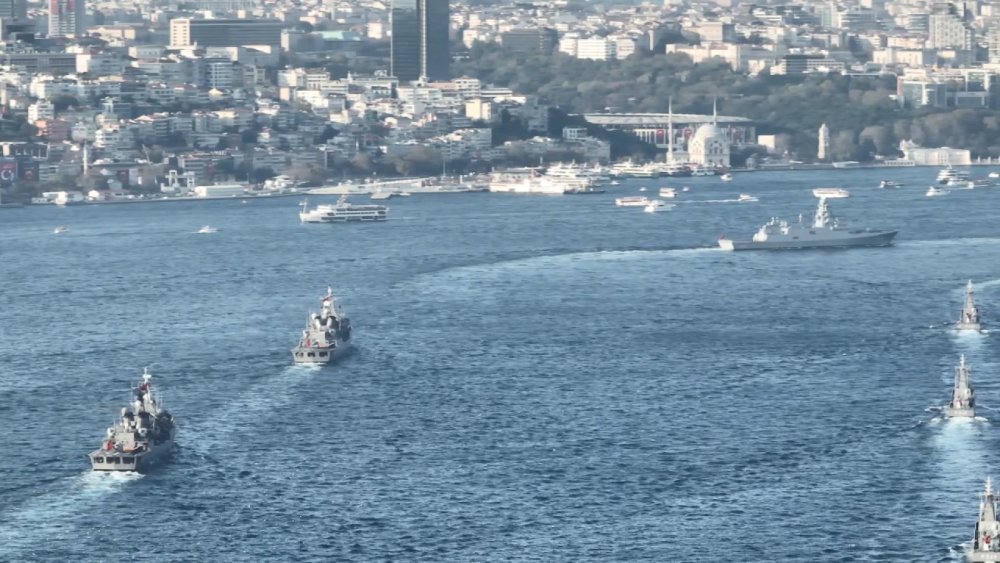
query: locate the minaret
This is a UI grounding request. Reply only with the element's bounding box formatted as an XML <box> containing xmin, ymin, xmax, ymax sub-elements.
<box><xmin>667</xmin><ymin>97</ymin><xmax>675</xmax><ymax>164</ymax></box>
<box><xmin>818</xmin><ymin>123</ymin><xmax>830</xmax><ymax>161</ymax></box>
<box><xmin>712</xmin><ymin>97</ymin><xmax>718</xmax><ymax>125</ymax></box>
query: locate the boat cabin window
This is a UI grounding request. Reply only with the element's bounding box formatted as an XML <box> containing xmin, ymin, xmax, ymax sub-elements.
<box><xmin>123</xmin><ymin>457</ymin><xmax>134</xmax><ymax>463</ymax></box>
<box><xmin>94</xmin><ymin>456</ymin><xmax>104</xmax><ymax>463</ymax></box>
<box><xmin>319</xmin><ymin>352</ymin><xmax>328</xmax><ymax>357</ymax></box>
<box><xmin>107</xmin><ymin>457</ymin><xmax>120</xmax><ymax>463</ymax></box>
<box><xmin>307</xmin><ymin>352</ymin><xmax>315</xmax><ymax>357</ymax></box>
<box><xmin>295</xmin><ymin>352</ymin><xmax>303</xmax><ymax>358</ymax></box>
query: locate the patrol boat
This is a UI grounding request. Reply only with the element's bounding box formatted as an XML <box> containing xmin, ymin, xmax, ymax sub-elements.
<box><xmin>718</xmin><ymin>197</ymin><xmax>897</xmax><ymax>251</ymax></box>
<box><xmin>957</xmin><ymin>280</ymin><xmax>984</xmax><ymax>332</ymax></box>
<box><xmin>945</xmin><ymin>355</ymin><xmax>976</xmax><ymax>418</ymax></box>
<box><xmin>89</xmin><ymin>369</ymin><xmax>175</xmax><ymax>472</ymax></box>
<box><xmin>970</xmin><ymin>478</ymin><xmax>1000</xmax><ymax>562</ymax></box>
<box><xmin>291</xmin><ymin>287</ymin><xmax>353</xmax><ymax>364</ymax></box>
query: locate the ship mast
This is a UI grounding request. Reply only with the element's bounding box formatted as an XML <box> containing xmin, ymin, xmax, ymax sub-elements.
<box><xmin>953</xmin><ymin>354</ymin><xmax>974</xmax><ymax>409</ymax></box>
<box><xmin>964</xmin><ymin>280</ymin><xmax>979</xmax><ymax>322</ymax></box>
<box><xmin>812</xmin><ymin>197</ymin><xmax>831</xmax><ymax>228</ymax></box>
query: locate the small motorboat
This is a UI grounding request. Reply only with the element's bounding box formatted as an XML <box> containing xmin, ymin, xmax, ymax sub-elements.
<box><xmin>812</xmin><ymin>187</ymin><xmax>850</xmax><ymax>198</ymax></box>
<box><xmin>737</xmin><ymin>193</ymin><xmax>759</xmax><ymax>202</ymax></box>
<box><xmin>926</xmin><ymin>186</ymin><xmax>949</xmax><ymax>197</ymax></box>
<box><xmin>720</xmin><ymin>173</ymin><xmax>733</xmax><ymax>182</ymax></box>
<box><xmin>659</xmin><ymin>187</ymin><xmax>677</xmax><ymax>198</ymax></box>
<box><xmin>643</xmin><ymin>200</ymin><xmax>673</xmax><ymax>213</ymax></box>
<box><xmin>681</xmin><ymin>186</ymin><xmax>690</xmax><ymax>192</ymax></box>
<box><xmin>989</xmin><ymin>172</ymin><xmax>1000</xmax><ymax>179</ymax></box>
<box><xmin>879</xmin><ymin>180</ymin><xmax>902</xmax><ymax>189</ymax></box>
<box><xmin>197</xmin><ymin>225</ymin><xmax>219</xmax><ymax>233</ymax></box>
<box><xmin>638</xmin><ymin>187</ymin><xmax>647</xmax><ymax>192</ymax></box>
<box><xmin>53</xmin><ymin>226</ymin><xmax>68</xmax><ymax>234</ymax></box>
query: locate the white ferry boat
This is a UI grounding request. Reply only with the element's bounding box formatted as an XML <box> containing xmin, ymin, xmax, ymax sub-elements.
<box><xmin>299</xmin><ymin>197</ymin><xmax>388</xmax><ymax>223</ymax></box>
<box><xmin>609</xmin><ymin>160</ymin><xmax>659</xmax><ymax>179</ymax></box>
<box><xmin>658</xmin><ymin>187</ymin><xmax>677</xmax><ymax>198</ymax></box>
<box><xmin>812</xmin><ymin>187</ymin><xmax>850</xmax><ymax>198</ymax></box>
<box><xmin>615</xmin><ymin>196</ymin><xmax>653</xmax><ymax>207</ymax></box>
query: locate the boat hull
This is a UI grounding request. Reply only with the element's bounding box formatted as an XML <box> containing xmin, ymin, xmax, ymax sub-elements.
<box><xmin>944</xmin><ymin>406</ymin><xmax>976</xmax><ymax>418</ymax></box>
<box><xmin>969</xmin><ymin>551</ymin><xmax>1000</xmax><ymax>562</ymax></box>
<box><xmin>719</xmin><ymin>231</ymin><xmax>897</xmax><ymax>251</ymax></box>
<box><xmin>956</xmin><ymin>322</ymin><xmax>984</xmax><ymax>332</ymax></box>
<box><xmin>89</xmin><ymin>437</ymin><xmax>174</xmax><ymax>473</ymax></box>
<box><xmin>291</xmin><ymin>341</ymin><xmax>352</xmax><ymax>364</ymax></box>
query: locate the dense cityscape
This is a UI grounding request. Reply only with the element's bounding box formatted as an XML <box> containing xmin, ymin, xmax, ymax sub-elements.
<box><xmin>0</xmin><ymin>0</ymin><xmax>996</xmax><ymax>202</ymax></box>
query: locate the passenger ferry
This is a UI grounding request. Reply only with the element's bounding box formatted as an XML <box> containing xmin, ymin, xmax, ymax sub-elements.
<box><xmin>812</xmin><ymin>187</ymin><xmax>850</xmax><ymax>199</ymax></box>
<box><xmin>615</xmin><ymin>196</ymin><xmax>653</xmax><ymax>207</ymax></box>
<box><xmin>299</xmin><ymin>197</ymin><xmax>388</xmax><ymax>223</ymax></box>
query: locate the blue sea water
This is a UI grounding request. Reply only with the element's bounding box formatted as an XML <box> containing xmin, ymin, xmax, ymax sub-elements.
<box><xmin>1</xmin><ymin>168</ymin><xmax>1000</xmax><ymax>561</ymax></box>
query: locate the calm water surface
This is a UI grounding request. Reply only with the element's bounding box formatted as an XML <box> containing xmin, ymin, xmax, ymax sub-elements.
<box><xmin>1</xmin><ymin>168</ymin><xmax>1000</xmax><ymax>561</ymax></box>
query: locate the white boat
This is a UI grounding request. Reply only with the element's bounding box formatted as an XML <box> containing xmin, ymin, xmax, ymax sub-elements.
<box><xmin>989</xmin><ymin>172</ymin><xmax>999</xmax><ymax>179</ymax></box>
<box><xmin>720</xmin><ymin>173</ymin><xmax>733</xmax><ymax>182</ymax></box>
<box><xmin>658</xmin><ymin>187</ymin><xmax>677</xmax><ymax>198</ymax></box>
<box><xmin>299</xmin><ymin>196</ymin><xmax>388</xmax><ymax>223</ymax></box>
<box><xmin>639</xmin><ymin>187</ymin><xmax>647</xmax><ymax>192</ymax></box>
<box><xmin>399</xmin><ymin>192</ymin><xmax>412</xmax><ymax>196</ymax></box>
<box><xmin>53</xmin><ymin>226</ymin><xmax>68</xmax><ymax>234</ymax></box>
<box><xmin>737</xmin><ymin>194</ymin><xmax>759</xmax><ymax>202</ymax></box>
<box><xmin>682</xmin><ymin>186</ymin><xmax>690</xmax><ymax>192</ymax></box>
<box><xmin>615</xmin><ymin>196</ymin><xmax>652</xmax><ymax>207</ymax></box>
<box><xmin>643</xmin><ymin>200</ymin><xmax>673</xmax><ymax>213</ymax></box>
<box><xmin>969</xmin><ymin>478</ymin><xmax>1000</xmax><ymax>562</ymax></box>
<box><xmin>879</xmin><ymin>180</ymin><xmax>902</xmax><ymax>189</ymax></box>
<box><xmin>968</xmin><ymin>179</ymin><xmax>993</xmax><ymax>189</ymax></box>
<box><xmin>812</xmin><ymin>187</ymin><xmax>850</xmax><ymax>198</ymax></box>
<box><xmin>197</xmin><ymin>226</ymin><xmax>219</xmax><ymax>234</ymax></box>
<box><xmin>937</xmin><ymin>167</ymin><xmax>969</xmax><ymax>184</ymax></box>
<box><xmin>926</xmin><ymin>186</ymin><xmax>949</xmax><ymax>197</ymax></box>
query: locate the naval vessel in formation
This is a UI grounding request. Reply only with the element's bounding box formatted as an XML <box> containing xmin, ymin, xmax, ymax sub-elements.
<box><xmin>89</xmin><ymin>369</ymin><xmax>175</xmax><ymax>472</ymax></box>
<box><xmin>970</xmin><ymin>478</ymin><xmax>1000</xmax><ymax>562</ymax></box>
<box><xmin>291</xmin><ymin>287</ymin><xmax>353</xmax><ymax>364</ymax></box>
<box><xmin>718</xmin><ymin>197</ymin><xmax>897</xmax><ymax>251</ymax></box>
<box><xmin>957</xmin><ymin>280</ymin><xmax>985</xmax><ymax>332</ymax></box>
<box><xmin>944</xmin><ymin>355</ymin><xmax>976</xmax><ymax>419</ymax></box>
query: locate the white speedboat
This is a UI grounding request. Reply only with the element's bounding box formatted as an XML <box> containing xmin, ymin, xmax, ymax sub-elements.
<box><xmin>643</xmin><ymin>200</ymin><xmax>673</xmax><ymax>213</ymax></box>
<box><xmin>967</xmin><ymin>179</ymin><xmax>993</xmax><ymax>189</ymax></box>
<box><xmin>682</xmin><ymin>186</ymin><xmax>690</xmax><ymax>192</ymax></box>
<box><xmin>638</xmin><ymin>187</ymin><xmax>647</xmax><ymax>192</ymax></box>
<box><xmin>198</xmin><ymin>225</ymin><xmax>219</xmax><ymax>234</ymax></box>
<box><xmin>737</xmin><ymin>194</ymin><xmax>758</xmax><ymax>202</ymax></box>
<box><xmin>879</xmin><ymin>180</ymin><xmax>902</xmax><ymax>189</ymax></box>
<box><xmin>989</xmin><ymin>172</ymin><xmax>999</xmax><ymax>179</ymax></box>
<box><xmin>53</xmin><ymin>226</ymin><xmax>68</xmax><ymax>234</ymax></box>
<box><xmin>812</xmin><ymin>187</ymin><xmax>850</xmax><ymax>198</ymax></box>
<box><xmin>658</xmin><ymin>187</ymin><xmax>677</xmax><ymax>198</ymax></box>
<box><xmin>720</xmin><ymin>173</ymin><xmax>733</xmax><ymax>182</ymax></box>
<box><xmin>615</xmin><ymin>196</ymin><xmax>652</xmax><ymax>207</ymax></box>
<box><xmin>926</xmin><ymin>186</ymin><xmax>949</xmax><ymax>197</ymax></box>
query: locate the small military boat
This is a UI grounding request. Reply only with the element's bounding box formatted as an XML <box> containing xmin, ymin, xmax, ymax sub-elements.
<box><xmin>957</xmin><ymin>280</ymin><xmax>984</xmax><ymax>332</ymax></box>
<box><xmin>291</xmin><ymin>287</ymin><xmax>353</xmax><ymax>364</ymax></box>
<box><xmin>89</xmin><ymin>369</ymin><xmax>175</xmax><ymax>472</ymax></box>
<box><xmin>970</xmin><ymin>478</ymin><xmax>1000</xmax><ymax>562</ymax></box>
<box><xmin>945</xmin><ymin>355</ymin><xmax>976</xmax><ymax>418</ymax></box>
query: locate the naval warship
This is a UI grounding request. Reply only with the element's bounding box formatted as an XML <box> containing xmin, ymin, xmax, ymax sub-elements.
<box><xmin>291</xmin><ymin>287</ymin><xmax>353</xmax><ymax>364</ymax></box>
<box><xmin>957</xmin><ymin>280</ymin><xmax>984</xmax><ymax>332</ymax></box>
<box><xmin>718</xmin><ymin>197</ymin><xmax>897</xmax><ymax>251</ymax></box>
<box><xmin>945</xmin><ymin>355</ymin><xmax>976</xmax><ymax>419</ymax></box>
<box><xmin>970</xmin><ymin>478</ymin><xmax>1000</xmax><ymax>562</ymax></box>
<box><xmin>89</xmin><ymin>368</ymin><xmax>175</xmax><ymax>472</ymax></box>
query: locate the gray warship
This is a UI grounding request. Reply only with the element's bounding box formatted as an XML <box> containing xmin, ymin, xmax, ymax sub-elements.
<box><xmin>970</xmin><ymin>478</ymin><xmax>1000</xmax><ymax>562</ymax></box>
<box><xmin>718</xmin><ymin>197</ymin><xmax>897</xmax><ymax>251</ymax></box>
<box><xmin>945</xmin><ymin>355</ymin><xmax>976</xmax><ymax>419</ymax></box>
<box><xmin>89</xmin><ymin>368</ymin><xmax>175</xmax><ymax>472</ymax></box>
<box><xmin>957</xmin><ymin>280</ymin><xmax>984</xmax><ymax>332</ymax></box>
<box><xmin>291</xmin><ymin>287</ymin><xmax>353</xmax><ymax>364</ymax></box>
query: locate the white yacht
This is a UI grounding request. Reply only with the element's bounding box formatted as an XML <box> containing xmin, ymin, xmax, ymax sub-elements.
<box><xmin>609</xmin><ymin>160</ymin><xmax>659</xmax><ymax>178</ymax></box>
<box><xmin>639</xmin><ymin>187</ymin><xmax>647</xmax><ymax>192</ymax></box>
<box><xmin>720</xmin><ymin>173</ymin><xmax>733</xmax><ymax>182</ymax></box>
<box><xmin>738</xmin><ymin>194</ymin><xmax>759</xmax><ymax>202</ymax></box>
<box><xmin>812</xmin><ymin>187</ymin><xmax>850</xmax><ymax>198</ymax></box>
<box><xmin>615</xmin><ymin>196</ymin><xmax>652</xmax><ymax>207</ymax></box>
<box><xmin>926</xmin><ymin>186</ymin><xmax>949</xmax><ymax>197</ymax></box>
<box><xmin>938</xmin><ymin>167</ymin><xmax>969</xmax><ymax>184</ymax></box>
<box><xmin>658</xmin><ymin>187</ymin><xmax>677</xmax><ymax>198</ymax></box>
<box><xmin>299</xmin><ymin>197</ymin><xmax>388</xmax><ymax>223</ymax></box>
<box><xmin>197</xmin><ymin>226</ymin><xmax>219</xmax><ymax>234</ymax></box>
<box><xmin>643</xmin><ymin>200</ymin><xmax>673</xmax><ymax>213</ymax></box>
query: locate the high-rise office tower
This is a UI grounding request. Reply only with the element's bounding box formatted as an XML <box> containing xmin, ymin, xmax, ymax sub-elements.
<box><xmin>391</xmin><ymin>0</ymin><xmax>449</xmax><ymax>82</ymax></box>
<box><xmin>48</xmin><ymin>0</ymin><xmax>84</xmax><ymax>37</ymax></box>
